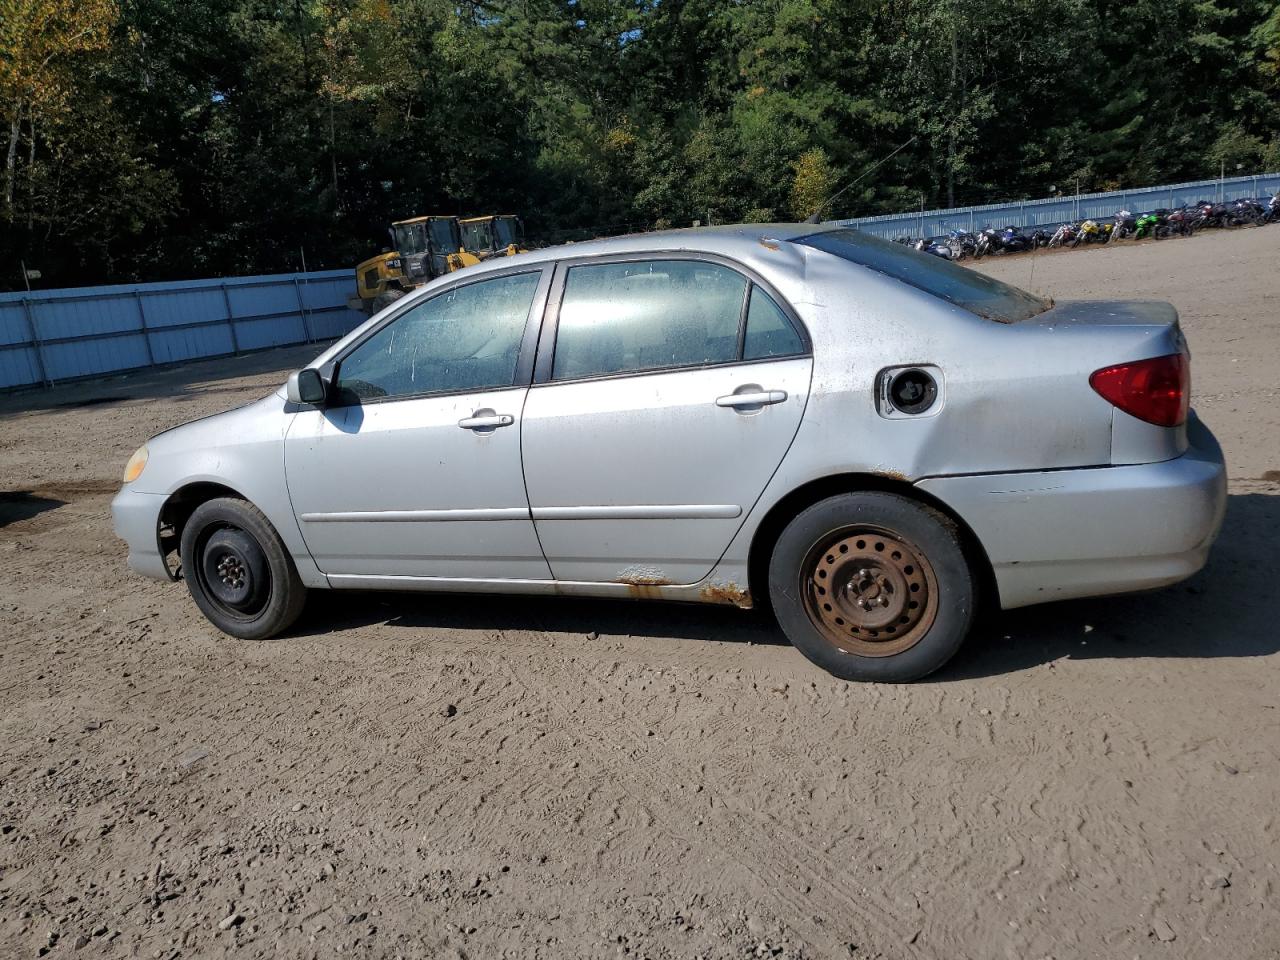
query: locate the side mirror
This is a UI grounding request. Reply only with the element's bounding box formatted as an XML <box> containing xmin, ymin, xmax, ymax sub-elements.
<box><xmin>287</xmin><ymin>368</ymin><xmax>327</xmax><ymax>406</ymax></box>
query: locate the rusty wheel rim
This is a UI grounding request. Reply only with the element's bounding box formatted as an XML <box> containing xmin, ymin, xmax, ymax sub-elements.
<box><xmin>800</xmin><ymin>526</ymin><xmax>939</xmax><ymax>657</ymax></box>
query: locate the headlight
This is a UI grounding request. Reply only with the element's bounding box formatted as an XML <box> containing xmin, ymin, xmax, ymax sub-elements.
<box><xmin>122</xmin><ymin>445</ymin><xmax>148</xmax><ymax>483</ymax></box>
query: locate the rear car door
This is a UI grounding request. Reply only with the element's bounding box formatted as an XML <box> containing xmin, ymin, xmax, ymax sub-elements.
<box><xmin>284</xmin><ymin>268</ymin><xmax>551</xmax><ymax>580</ymax></box>
<box><xmin>520</xmin><ymin>255</ymin><xmax>813</xmax><ymax>584</ymax></box>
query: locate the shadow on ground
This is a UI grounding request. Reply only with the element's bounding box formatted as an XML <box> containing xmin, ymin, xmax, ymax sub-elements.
<box><xmin>291</xmin><ymin>492</ymin><xmax>1279</xmax><ymax>678</ymax></box>
<box><xmin>0</xmin><ymin>491</ymin><xmax>67</xmax><ymax>528</ymax></box>
<box><xmin>0</xmin><ymin>341</ymin><xmax>335</xmax><ymax>418</ymax></box>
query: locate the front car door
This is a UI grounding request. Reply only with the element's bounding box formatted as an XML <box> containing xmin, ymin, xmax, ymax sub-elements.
<box><xmin>520</xmin><ymin>255</ymin><xmax>813</xmax><ymax>585</ymax></box>
<box><xmin>284</xmin><ymin>268</ymin><xmax>551</xmax><ymax>581</ymax></box>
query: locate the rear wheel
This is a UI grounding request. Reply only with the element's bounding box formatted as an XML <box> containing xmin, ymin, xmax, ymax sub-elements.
<box><xmin>179</xmin><ymin>497</ymin><xmax>307</xmax><ymax>640</ymax></box>
<box><xmin>768</xmin><ymin>492</ymin><xmax>977</xmax><ymax>682</ymax></box>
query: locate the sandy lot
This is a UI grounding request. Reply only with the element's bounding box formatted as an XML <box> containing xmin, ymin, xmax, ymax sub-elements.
<box><xmin>1</xmin><ymin>227</ymin><xmax>1277</xmax><ymax>960</ymax></box>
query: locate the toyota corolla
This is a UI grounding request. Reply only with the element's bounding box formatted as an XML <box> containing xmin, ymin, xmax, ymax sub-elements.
<box><xmin>112</xmin><ymin>225</ymin><xmax>1227</xmax><ymax>682</ymax></box>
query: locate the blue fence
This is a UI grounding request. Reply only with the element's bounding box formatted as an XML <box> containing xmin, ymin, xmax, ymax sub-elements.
<box><xmin>833</xmin><ymin>172</ymin><xmax>1280</xmax><ymax>240</ymax></box>
<box><xmin>0</xmin><ymin>270</ymin><xmax>363</xmax><ymax>391</ymax></box>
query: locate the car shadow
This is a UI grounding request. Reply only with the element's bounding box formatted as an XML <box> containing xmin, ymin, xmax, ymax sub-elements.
<box><xmin>295</xmin><ymin>587</ymin><xmax>787</xmax><ymax>647</ymax></box>
<box><xmin>290</xmin><ymin>492</ymin><xmax>1277</xmax><ymax>676</ymax></box>
<box><xmin>938</xmin><ymin>491</ymin><xmax>1280</xmax><ymax>679</ymax></box>
<box><xmin>0</xmin><ymin>491</ymin><xmax>67</xmax><ymax>528</ymax></box>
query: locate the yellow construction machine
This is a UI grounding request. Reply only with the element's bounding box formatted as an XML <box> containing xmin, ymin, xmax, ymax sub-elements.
<box><xmin>459</xmin><ymin>215</ymin><xmax>528</xmax><ymax>260</ymax></box>
<box><xmin>348</xmin><ymin>213</ymin><xmax>528</xmax><ymax>315</ymax></box>
<box><xmin>348</xmin><ymin>215</ymin><xmax>469</xmax><ymax>315</ymax></box>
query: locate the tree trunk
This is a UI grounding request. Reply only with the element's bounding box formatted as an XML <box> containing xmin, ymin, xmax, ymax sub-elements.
<box><xmin>329</xmin><ymin>97</ymin><xmax>340</xmax><ymax>208</ymax></box>
<box><xmin>27</xmin><ymin>114</ymin><xmax>36</xmax><ymax>231</ymax></box>
<box><xmin>947</xmin><ymin>23</ymin><xmax>957</xmax><ymax>209</ymax></box>
<box><xmin>4</xmin><ymin>102</ymin><xmax>21</xmax><ymax>215</ymax></box>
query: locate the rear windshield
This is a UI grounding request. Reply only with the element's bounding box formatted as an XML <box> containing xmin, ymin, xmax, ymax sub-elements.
<box><xmin>796</xmin><ymin>228</ymin><xmax>1051</xmax><ymax>323</ymax></box>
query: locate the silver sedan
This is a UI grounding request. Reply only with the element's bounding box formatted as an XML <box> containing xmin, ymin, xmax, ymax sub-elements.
<box><xmin>112</xmin><ymin>224</ymin><xmax>1227</xmax><ymax>682</ymax></box>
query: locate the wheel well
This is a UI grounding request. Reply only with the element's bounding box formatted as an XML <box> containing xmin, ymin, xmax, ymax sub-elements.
<box><xmin>746</xmin><ymin>473</ymin><xmax>999</xmax><ymax>613</ymax></box>
<box><xmin>157</xmin><ymin>482</ymin><xmax>247</xmax><ymax>579</ymax></box>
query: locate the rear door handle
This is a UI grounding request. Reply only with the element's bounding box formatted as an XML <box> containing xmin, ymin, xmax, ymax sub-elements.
<box><xmin>458</xmin><ymin>413</ymin><xmax>514</xmax><ymax>430</ymax></box>
<box><xmin>715</xmin><ymin>390</ymin><xmax>787</xmax><ymax>408</ymax></box>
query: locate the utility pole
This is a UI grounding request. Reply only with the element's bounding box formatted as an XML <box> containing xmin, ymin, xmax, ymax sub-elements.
<box><xmin>20</xmin><ymin>259</ymin><xmax>30</xmax><ymax>292</ymax></box>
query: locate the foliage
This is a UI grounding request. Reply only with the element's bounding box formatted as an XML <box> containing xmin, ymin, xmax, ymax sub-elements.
<box><xmin>1</xmin><ymin>0</ymin><xmax>1278</xmax><ymax>289</ymax></box>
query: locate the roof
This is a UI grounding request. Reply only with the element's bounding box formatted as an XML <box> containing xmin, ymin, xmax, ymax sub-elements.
<box><xmin>456</xmin><ymin>222</ymin><xmax>831</xmax><ymax>275</ymax></box>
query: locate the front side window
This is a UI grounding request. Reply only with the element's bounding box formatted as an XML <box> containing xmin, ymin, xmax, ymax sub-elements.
<box><xmin>552</xmin><ymin>260</ymin><xmax>749</xmax><ymax>380</ymax></box>
<box><xmin>797</xmin><ymin>228</ymin><xmax>1051</xmax><ymax>323</ymax></box>
<box><xmin>335</xmin><ymin>271</ymin><xmax>541</xmax><ymax>403</ymax></box>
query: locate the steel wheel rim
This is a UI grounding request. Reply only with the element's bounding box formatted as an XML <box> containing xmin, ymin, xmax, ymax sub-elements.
<box><xmin>800</xmin><ymin>525</ymin><xmax>939</xmax><ymax>657</ymax></box>
<box><xmin>196</xmin><ymin>525</ymin><xmax>270</xmax><ymax>621</ymax></box>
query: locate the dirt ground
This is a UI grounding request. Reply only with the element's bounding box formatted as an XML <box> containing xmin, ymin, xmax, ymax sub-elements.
<box><xmin>1</xmin><ymin>227</ymin><xmax>1278</xmax><ymax>960</ymax></box>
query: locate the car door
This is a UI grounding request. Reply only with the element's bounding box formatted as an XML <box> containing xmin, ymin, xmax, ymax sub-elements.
<box><xmin>520</xmin><ymin>255</ymin><xmax>813</xmax><ymax>585</ymax></box>
<box><xmin>284</xmin><ymin>268</ymin><xmax>552</xmax><ymax>580</ymax></box>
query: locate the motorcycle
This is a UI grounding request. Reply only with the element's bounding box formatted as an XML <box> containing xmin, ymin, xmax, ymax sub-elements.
<box><xmin>974</xmin><ymin>227</ymin><xmax>999</xmax><ymax>259</ymax></box>
<box><xmin>1047</xmin><ymin>222</ymin><xmax>1078</xmax><ymax>247</ymax></box>
<box><xmin>912</xmin><ymin>237</ymin><xmax>956</xmax><ymax>260</ymax></box>
<box><xmin>1071</xmin><ymin>219</ymin><xmax>1110</xmax><ymax>246</ymax></box>
<box><xmin>997</xmin><ymin>225</ymin><xmax>1033</xmax><ymax>253</ymax></box>
<box><xmin>1228</xmin><ymin>197</ymin><xmax>1266</xmax><ymax>226</ymax></box>
<box><xmin>1189</xmin><ymin>201</ymin><xmax>1228</xmax><ymax>231</ymax></box>
<box><xmin>1161</xmin><ymin>207</ymin><xmax>1196</xmax><ymax>237</ymax></box>
<box><xmin>1133</xmin><ymin>210</ymin><xmax>1167</xmax><ymax>239</ymax></box>
<box><xmin>1109</xmin><ymin>209</ymin><xmax>1136</xmax><ymax>242</ymax></box>
<box><xmin>946</xmin><ymin>229</ymin><xmax>978</xmax><ymax>260</ymax></box>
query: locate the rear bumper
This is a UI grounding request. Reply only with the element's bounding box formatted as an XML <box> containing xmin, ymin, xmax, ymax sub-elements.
<box><xmin>110</xmin><ymin>486</ymin><xmax>171</xmax><ymax>581</ymax></box>
<box><xmin>917</xmin><ymin>414</ymin><xmax>1227</xmax><ymax>609</ymax></box>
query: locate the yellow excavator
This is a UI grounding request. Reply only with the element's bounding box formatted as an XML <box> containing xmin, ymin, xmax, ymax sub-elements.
<box><xmin>349</xmin><ymin>214</ymin><xmax>528</xmax><ymax>315</ymax></box>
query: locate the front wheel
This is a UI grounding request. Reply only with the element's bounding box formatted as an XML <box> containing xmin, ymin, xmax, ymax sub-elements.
<box><xmin>768</xmin><ymin>492</ymin><xmax>977</xmax><ymax>682</ymax></box>
<box><xmin>179</xmin><ymin>497</ymin><xmax>307</xmax><ymax>640</ymax></box>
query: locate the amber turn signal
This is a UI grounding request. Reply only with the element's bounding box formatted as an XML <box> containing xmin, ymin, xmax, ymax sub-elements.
<box><xmin>122</xmin><ymin>446</ymin><xmax>149</xmax><ymax>483</ymax></box>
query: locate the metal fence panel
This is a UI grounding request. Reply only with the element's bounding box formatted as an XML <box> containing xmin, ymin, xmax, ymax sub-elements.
<box><xmin>0</xmin><ymin>269</ymin><xmax>363</xmax><ymax>391</ymax></box>
<box><xmin>834</xmin><ymin>171</ymin><xmax>1280</xmax><ymax>239</ymax></box>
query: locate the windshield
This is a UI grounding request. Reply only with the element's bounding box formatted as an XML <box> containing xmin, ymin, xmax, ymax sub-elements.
<box><xmin>393</xmin><ymin>223</ymin><xmax>428</xmax><ymax>256</ymax></box>
<box><xmin>494</xmin><ymin>217</ymin><xmax>522</xmax><ymax>247</ymax></box>
<box><xmin>462</xmin><ymin>220</ymin><xmax>493</xmax><ymax>253</ymax></box>
<box><xmin>428</xmin><ymin>218</ymin><xmax>459</xmax><ymax>252</ymax></box>
<box><xmin>797</xmin><ymin>228</ymin><xmax>1051</xmax><ymax>323</ymax></box>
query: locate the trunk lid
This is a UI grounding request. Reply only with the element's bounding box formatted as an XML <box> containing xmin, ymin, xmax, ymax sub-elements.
<box><xmin>1021</xmin><ymin>300</ymin><xmax>1189</xmax><ymax>464</ymax></box>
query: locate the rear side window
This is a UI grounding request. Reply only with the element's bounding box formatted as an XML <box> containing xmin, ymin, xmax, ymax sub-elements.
<box><xmin>797</xmin><ymin>228</ymin><xmax>1051</xmax><ymax>323</ymax></box>
<box><xmin>552</xmin><ymin>259</ymin><xmax>806</xmax><ymax>380</ymax></box>
<box><xmin>335</xmin><ymin>271</ymin><xmax>540</xmax><ymax>403</ymax></box>
<box><xmin>744</xmin><ymin>286</ymin><xmax>804</xmax><ymax>359</ymax></box>
<box><xmin>553</xmin><ymin>260</ymin><xmax>746</xmax><ymax>380</ymax></box>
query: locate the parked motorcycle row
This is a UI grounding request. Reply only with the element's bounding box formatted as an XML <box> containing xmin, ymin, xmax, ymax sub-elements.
<box><xmin>894</xmin><ymin>192</ymin><xmax>1280</xmax><ymax>261</ymax></box>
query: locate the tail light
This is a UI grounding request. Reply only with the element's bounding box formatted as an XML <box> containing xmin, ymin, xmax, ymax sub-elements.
<box><xmin>1089</xmin><ymin>353</ymin><xmax>1189</xmax><ymax>427</ymax></box>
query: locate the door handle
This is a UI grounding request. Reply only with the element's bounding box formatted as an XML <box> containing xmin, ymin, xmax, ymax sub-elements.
<box><xmin>715</xmin><ymin>390</ymin><xmax>787</xmax><ymax>408</ymax></box>
<box><xmin>458</xmin><ymin>413</ymin><xmax>514</xmax><ymax>430</ymax></box>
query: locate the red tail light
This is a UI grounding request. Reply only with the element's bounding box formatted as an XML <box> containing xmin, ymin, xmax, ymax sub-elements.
<box><xmin>1089</xmin><ymin>353</ymin><xmax>1189</xmax><ymax>427</ymax></box>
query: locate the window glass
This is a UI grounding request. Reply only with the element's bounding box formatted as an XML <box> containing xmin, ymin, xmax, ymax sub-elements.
<box><xmin>428</xmin><ymin>219</ymin><xmax>459</xmax><ymax>251</ymax></box>
<box><xmin>335</xmin><ymin>272</ymin><xmax>540</xmax><ymax>403</ymax></box>
<box><xmin>743</xmin><ymin>286</ymin><xmax>804</xmax><ymax>359</ymax></box>
<box><xmin>797</xmin><ymin>228</ymin><xmax>1051</xmax><ymax>323</ymax></box>
<box><xmin>553</xmin><ymin>260</ymin><xmax>746</xmax><ymax>380</ymax></box>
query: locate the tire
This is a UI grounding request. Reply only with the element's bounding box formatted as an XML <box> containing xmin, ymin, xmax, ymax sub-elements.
<box><xmin>767</xmin><ymin>492</ymin><xmax>977</xmax><ymax>682</ymax></box>
<box><xmin>179</xmin><ymin>497</ymin><xmax>307</xmax><ymax>640</ymax></box>
<box><xmin>372</xmin><ymin>288</ymin><xmax>406</xmax><ymax>312</ymax></box>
